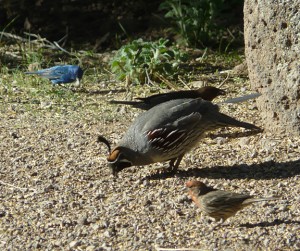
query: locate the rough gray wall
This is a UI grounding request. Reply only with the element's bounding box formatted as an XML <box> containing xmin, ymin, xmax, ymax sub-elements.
<box><xmin>244</xmin><ymin>0</ymin><xmax>300</xmax><ymax>136</ymax></box>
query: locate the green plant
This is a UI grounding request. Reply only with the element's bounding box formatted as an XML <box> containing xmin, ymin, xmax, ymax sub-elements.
<box><xmin>111</xmin><ymin>38</ymin><xmax>187</xmax><ymax>85</ymax></box>
<box><xmin>160</xmin><ymin>0</ymin><xmax>224</xmax><ymax>47</ymax></box>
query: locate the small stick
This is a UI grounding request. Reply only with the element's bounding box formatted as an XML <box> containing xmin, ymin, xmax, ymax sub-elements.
<box><xmin>217</xmin><ymin>72</ymin><xmax>229</xmax><ymax>88</ymax></box>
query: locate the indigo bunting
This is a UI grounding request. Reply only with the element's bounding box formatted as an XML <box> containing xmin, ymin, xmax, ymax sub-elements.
<box><xmin>25</xmin><ymin>65</ymin><xmax>84</xmax><ymax>86</ymax></box>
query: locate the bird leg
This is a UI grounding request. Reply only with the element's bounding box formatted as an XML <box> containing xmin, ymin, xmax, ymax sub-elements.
<box><xmin>210</xmin><ymin>218</ymin><xmax>226</xmax><ymax>231</ymax></box>
<box><xmin>150</xmin><ymin>155</ymin><xmax>184</xmax><ymax>175</ymax></box>
<box><xmin>168</xmin><ymin>154</ymin><xmax>184</xmax><ymax>173</ymax></box>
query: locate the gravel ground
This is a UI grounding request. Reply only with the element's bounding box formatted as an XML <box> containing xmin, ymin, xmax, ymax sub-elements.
<box><xmin>0</xmin><ymin>79</ymin><xmax>299</xmax><ymax>251</ymax></box>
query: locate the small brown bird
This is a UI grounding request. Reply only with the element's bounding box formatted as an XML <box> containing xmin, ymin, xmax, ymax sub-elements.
<box><xmin>186</xmin><ymin>180</ymin><xmax>277</xmax><ymax>223</ymax></box>
<box><xmin>109</xmin><ymin>86</ymin><xmax>226</xmax><ymax>110</ymax></box>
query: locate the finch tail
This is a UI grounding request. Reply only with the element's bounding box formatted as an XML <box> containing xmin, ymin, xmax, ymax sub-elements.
<box><xmin>243</xmin><ymin>197</ymin><xmax>279</xmax><ymax>205</ymax></box>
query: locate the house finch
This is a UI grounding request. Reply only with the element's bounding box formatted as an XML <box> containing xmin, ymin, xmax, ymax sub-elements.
<box><xmin>186</xmin><ymin>180</ymin><xmax>277</xmax><ymax>223</ymax></box>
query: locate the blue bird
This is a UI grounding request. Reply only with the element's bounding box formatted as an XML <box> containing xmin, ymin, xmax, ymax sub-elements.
<box><xmin>25</xmin><ymin>65</ymin><xmax>84</xmax><ymax>86</ymax></box>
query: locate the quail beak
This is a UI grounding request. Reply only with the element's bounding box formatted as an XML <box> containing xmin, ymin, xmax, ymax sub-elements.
<box><xmin>111</xmin><ymin>167</ymin><xmax>118</xmax><ymax>177</ymax></box>
<box><xmin>108</xmin><ymin>160</ymin><xmax>132</xmax><ymax>177</ymax></box>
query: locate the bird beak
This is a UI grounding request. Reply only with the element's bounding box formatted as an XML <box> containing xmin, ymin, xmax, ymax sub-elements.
<box><xmin>108</xmin><ymin>163</ymin><xmax>119</xmax><ymax>177</ymax></box>
<box><xmin>219</xmin><ymin>90</ymin><xmax>226</xmax><ymax>95</ymax></box>
<box><xmin>74</xmin><ymin>78</ymin><xmax>81</xmax><ymax>87</ymax></box>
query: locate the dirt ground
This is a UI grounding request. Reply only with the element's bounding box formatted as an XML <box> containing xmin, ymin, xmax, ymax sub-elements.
<box><xmin>0</xmin><ymin>56</ymin><xmax>299</xmax><ymax>250</ymax></box>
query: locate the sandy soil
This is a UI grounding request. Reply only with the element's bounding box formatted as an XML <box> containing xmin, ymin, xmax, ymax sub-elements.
<box><xmin>0</xmin><ymin>74</ymin><xmax>299</xmax><ymax>251</ymax></box>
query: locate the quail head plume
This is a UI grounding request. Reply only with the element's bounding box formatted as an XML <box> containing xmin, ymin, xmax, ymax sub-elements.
<box><xmin>109</xmin><ymin>86</ymin><xmax>226</xmax><ymax>110</ymax></box>
<box><xmin>25</xmin><ymin>65</ymin><xmax>84</xmax><ymax>86</ymax></box>
<box><xmin>186</xmin><ymin>180</ymin><xmax>277</xmax><ymax>222</ymax></box>
<box><xmin>100</xmin><ymin>97</ymin><xmax>260</xmax><ymax>176</ymax></box>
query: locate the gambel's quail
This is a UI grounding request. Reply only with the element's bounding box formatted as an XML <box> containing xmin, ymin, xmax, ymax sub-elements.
<box><xmin>109</xmin><ymin>86</ymin><xmax>225</xmax><ymax>110</ymax></box>
<box><xmin>186</xmin><ymin>180</ymin><xmax>277</xmax><ymax>223</ymax></box>
<box><xmin>100</xmin><ymin>98</ymin><xmax>260</xmax><ymax>176</ymax></box>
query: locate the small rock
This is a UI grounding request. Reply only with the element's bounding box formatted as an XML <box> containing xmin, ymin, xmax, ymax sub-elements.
<box><xmin>40</xmin><ymin>101</ymin><xmax>52</xmax><ymax>109</ymax></box>
<box><xmin>215</xmin><ymin>137</ymin><xmax>227</xmax><ymax>145</ymax></box>
<box><xmin>86</xmin><ymin>245</ymin><xmax>96</xmax><ymax>251</ymax></box>
<box><xmin>0</xmin><ymin>210</ymin><xmax>6</xmax><ymax>217</ymax></box>
<box><xmin>77</xmin><ymin>215</ymin><xmax>89</xmax><ymax>225</ymax></box>
<box><xmin>92</xmin><ymin>224</ymin><xmax>100</xmax><ymax>231</ymax></box>
<box><xmin>10</xmin><ymin>132</ymin><xmax>19</xmax><ymax>139</ymax></box>
<box><xmin>239</xmin><ymin>137</ymin><xmax>250</xmax><ymax>147</ymax></box>
<box><xmin>157</xmin><ymin>232</ymin><xmax>164</xmax><ymax>239</ymax></box>
<box><xmin>104</xmin><ymin>230</ymin><xmax>111</xmax><ymax>238</ymax></box>
<box><xmin>69</xmin><ymin>240</ymin><xmax>80</xmax><ymax>249</ymax></box>
<box><xmin>249</xmin><ymin>150</ymin><xmax>258</xmax><ymax>158</ymax></box>
<box><xmin>176</xmin><ymin>194</ymin><xmax>189</xmax><ymax>203</ymax></box>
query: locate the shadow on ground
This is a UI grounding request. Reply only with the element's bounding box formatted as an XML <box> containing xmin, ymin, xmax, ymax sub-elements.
<box><xmin>146</xmin><ymin>158</ymin><xmax>300</xmax><ymax>180</ymax></box>
<box><xmin>73</xmin><ymin>88</ymin><xmax>126</xmax><ymax>95</ymax></box>
<box><xmin>239</xmin><ymin>219</ymin><xmax>300</xmax><ymax>228</ymax></box>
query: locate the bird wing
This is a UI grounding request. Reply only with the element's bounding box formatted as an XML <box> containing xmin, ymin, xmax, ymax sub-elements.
<box><xmin>202</xmin><ymin>191</ymin><xmax>252</xmax><ymax>211</ymax></box>
<box><xmin>25</xmin><ymin>68</ymin><xmax>59</xmax><ymax>79</ymax></box>
<box><xmin>137</xmin><ymin>90</ymin><xmax>202</xmax><ymax>106</ymax></box>
<box><xmin>46</xmin><ymin>66</ymin><xmax>70</xmax><ymax>80</ymax></box>
<box><xmin>25</xmin><ymin>66</ymin><xmax>66</xmax><ymax>80</ymax></box>
<box><xmin>145</xmin><ymin>112</ymin><xmax>202</xmax><ymax>152</ymax></box>
<box><xmin>133</xmin><ymin>98</ymin><xmax>218</xmax><ymax>152</ymax></box>
<box><xmin>140</xmin><ymin>98</ymin><xmax>218</xmax><ymax>128</ymax></box>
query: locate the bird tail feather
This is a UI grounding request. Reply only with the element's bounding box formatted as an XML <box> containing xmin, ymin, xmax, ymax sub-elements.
<box><xmin>109</xmin><ymin>100</ymin><xmax>140</xmax><ymax>105</ymax></box>
<box><xmin>216</xmin><ymin>113</ymin><xmax>261</xmax><ymax>130</ymax></box>
<box><xmin>221</xmin><ymin>93</ymin><xmax>261</xmax><ymax>104</ymax></box>
<box><xmin>243</xmin><ymin>197</ymin><xmax>279</xmax><ymax>205</ymax></box>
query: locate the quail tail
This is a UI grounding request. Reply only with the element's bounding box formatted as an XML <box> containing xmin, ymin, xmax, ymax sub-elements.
<box><xmin>216</xmin><ymin>113</ymin><xmax>260</xmax><ymax>130</ymax></box>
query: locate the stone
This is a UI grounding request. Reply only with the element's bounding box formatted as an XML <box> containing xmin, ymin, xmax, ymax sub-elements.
<box><xmin>244</xmin><ymin>0</ymin><xmax>300</xmax><ymax>136</ymax></box>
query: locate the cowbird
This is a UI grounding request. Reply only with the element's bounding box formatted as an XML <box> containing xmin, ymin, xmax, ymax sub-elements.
<box><xmin>98</xmin><ymin>98</ymin><xmax>260</xmax><ymax>176</ymax></box>
<box><xmin>109</xmin><ymin>86</ymin><xmax>225</xmax><ymax>110</ymax></box>
<box><xmin>25</xmin><ymin>65</ymin><xmax>84</xmax><ymax>86</ymax></box>
<box><xmin>186</xmin><ymin>180</ymin><xmax>277</xmax><ymax>223</ymax></box>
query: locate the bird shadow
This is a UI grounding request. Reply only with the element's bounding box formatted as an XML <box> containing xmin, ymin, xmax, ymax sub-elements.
<box><xmin>207</xmin><ymin>129</ymin><xmax>263</xmax><ymax>139</ymax></box>
<box><xmin>145</xmin><ymin>159</ymin><xmax>300</xmax><ymax>180</ymax></box>
<box><xmin>239</xmin><ymin>219</ymin><xmax>300</xmax><ymax>228</ymax></box>
<box><xmin>72</xmin><ymin>88</ymin><xmax>126</xmax><ymax>95</ymax></box>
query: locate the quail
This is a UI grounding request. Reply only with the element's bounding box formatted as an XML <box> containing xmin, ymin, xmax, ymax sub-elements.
<box><xmin>109</xmin><ymin>86</ymin><xmax>226</xmax><ymax>110</ymax></box>
<box><xmin>186</xmin><ymin>180</ymin><xmax>277</xmax><ymax>223</ymax></box>
<box><xmin>100</xmin><ymin>98</ymin><xmax>260</xmax><ymax>176</ymax></box>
